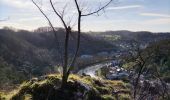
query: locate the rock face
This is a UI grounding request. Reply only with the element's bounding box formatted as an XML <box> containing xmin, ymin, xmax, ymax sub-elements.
<box><xmin>11</xmin><ymin>74</ymin><xmax>131</xmax><ymax>100</ymax></box>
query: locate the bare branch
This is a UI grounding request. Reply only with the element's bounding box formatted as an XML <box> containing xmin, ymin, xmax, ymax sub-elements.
<box><xmin>32</xmin><ymin>0</ymin><xmax>54</xmax><ymax>33</ymax></box>
<box><xmin>74</xmin><ymin>0</ymin><xmax>81</xmax><ymax>12</ymax></box>
<box><xmin>50</xmin><ymin>0</ymin><xmax>68</xmax><ymax>29</ymax></box>
<box><xmin>32</xmin><ymin>0</ymin><xmax>63</xmax><ymax>65</ymax></box>
<box><xmin>81</xmin><ymin>0</ymin><xmax>113</xmax><ymax>16</ymax></box>
<box><xmin>61</xmin><ymin>3</ymin><xmax>68</xmax><ymax>19</ymax></box>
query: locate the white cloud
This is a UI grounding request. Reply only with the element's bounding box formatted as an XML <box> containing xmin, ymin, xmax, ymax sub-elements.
<box><xmin>0</xmin><ymin>19</ymin><xmax>47</xmax><ymax>31</ymax></box>
<box><xmin>107</xmin><ymin>5</ymin><xmax>143</xmax><ymax>10</ymax></box>
<box><xmin>17</xmin><ymin>17</ymin><xmax>43</xmax><ymax>22</ymax></box>
<box><xmin>0</xmin><ymin>21</ymin><xmax>24</xmax><ymax>29</ymax></box>
<box><xmin>0</xmin><ymin>0</ymin><xmax>50</xmax><ymax>11</ymax></box>
<box><xmin>140</xmin><ymin>13</ymin><xmax>170</xmax><ymax>18</ymax></box>
<box><xmin>0</xmin><ymin>0</ymin><xmax>34</xmax><ymax>9</ymax></box>
<box><xmin>142</xmin><ymin>18</ymin><xmax>170</xmax><ymax>25</ymax></box>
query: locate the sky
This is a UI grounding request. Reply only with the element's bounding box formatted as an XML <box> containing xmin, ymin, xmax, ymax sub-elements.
<box><xmin>0</xmin><ymin>0</ymin><xmax>170</xmax><ymax>32</ymax></box>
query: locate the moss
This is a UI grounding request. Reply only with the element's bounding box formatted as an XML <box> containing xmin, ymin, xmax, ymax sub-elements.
<box><xmin>69</xmin><ymin>74</ymin><xmax>94</xmax><ymax>86</ymax></box>
<box><xmin>0</xmin><ymin>92</ymin><xmax>6</xmax><ymax>100</ymax></box>
<box><xmin>102</xmin><ymin>95</ymin><xmax>116</xmax><ymax>100</ymax></box>
<box><xmin>95</xmin><ymin>86</ymin><xmax>112</xmax><ymax>94</ymax></box>
<box><xmin>118</xmin><ymin>94</ymin><xmax>131</xmax><ymax>100</ymax></box>
<box><xmin>9</xmin><ymin>74</ymin><xmax>131</xmax><ymax>100</ymax></box>
<box><xmin>23</xmin><ymin>94</ymin><xmax>32</xmax><ymax>100</ymax></box>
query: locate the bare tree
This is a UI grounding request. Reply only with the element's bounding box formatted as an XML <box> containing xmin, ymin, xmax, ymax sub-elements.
<box><xmin>126</xmin><ymin>42</ymin><xmax>169</xmax><ymax>100</ymax></box>
<box><xmin>66</xmin><ymin>0</ymin><xmax>113</xmax><ymax>82</ymax></box>
<box><xmin>32</xmin><ymin>0</ymin><xmax>113</xmax><ymax>88</ymax></box>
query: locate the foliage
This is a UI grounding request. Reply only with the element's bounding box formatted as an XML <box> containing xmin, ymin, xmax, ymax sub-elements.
<box><xmin>0</xmin><ymin>57</ymin><xmax>26</xmax><ymax>89</ymax></box>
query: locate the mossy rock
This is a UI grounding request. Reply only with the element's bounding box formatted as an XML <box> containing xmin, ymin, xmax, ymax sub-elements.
<box><xmin>10</xmin><ymin>74</ymin><xmax>131</xmax><ymax>100</ymax></box>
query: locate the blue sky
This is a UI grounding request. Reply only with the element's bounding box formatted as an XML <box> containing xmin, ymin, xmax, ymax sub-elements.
<box><xmin>0</xmin><ymin>0</ymin><xmax>170</xmax><ymax>32</ymax></box>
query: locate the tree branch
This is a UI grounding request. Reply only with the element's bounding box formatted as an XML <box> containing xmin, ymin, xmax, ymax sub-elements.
<box><xmin>32</xmin><ymin>0</ymin><xmax>63</xmax><ymax>65</ymax></box>
<box><xmin>81</xmin><ymin>0</ymin><xmax>113</xmax><ymax>16</ymax></box>
<box><xmin>50</xmin><ymin>0</ymin><xmax>68</xmax><ymax>29</ymax></box>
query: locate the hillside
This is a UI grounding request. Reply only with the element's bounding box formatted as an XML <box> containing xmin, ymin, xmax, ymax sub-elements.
<box><xmin>0</xmin><ymin>27</ymin><xmax>170</xmax><ymax>91</ymax></box>
<box><xmin>0</xmin><ymin>28</ymin><xmax>115</xmax><ymax>89</ymax></box>
<box><xmin>89</xmin><ymin>30</ymin><xmax>170</xmax><ymax>50</ymax></box>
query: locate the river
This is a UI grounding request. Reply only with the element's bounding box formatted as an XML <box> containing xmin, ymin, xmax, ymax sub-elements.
<box><xmin>77</xmin><ymin>61</ymin><xmax>113</xmax><ymax>78</ymax></box>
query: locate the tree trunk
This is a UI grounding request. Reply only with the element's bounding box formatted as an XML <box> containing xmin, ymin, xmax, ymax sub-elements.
<box><xmin>67</xmin><ymin>11</ymin><xmax>81</xmax><ymax>77</ymax></box>
<box><xmin>61</xmin><ymin>29</ymin><xmax>70</xmax><ymax>88</ymax></box>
